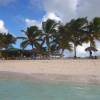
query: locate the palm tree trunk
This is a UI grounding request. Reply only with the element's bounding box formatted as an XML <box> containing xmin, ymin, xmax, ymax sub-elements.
<box><xmin>48</xmin><ymin>47</ymin><xmax>51</xmax><ymax>59</ymax></box>
<box><xmin>47</xmin><ymin>38</ymin><xmax>50</xmax><ymax>58</ymax></box>
<box><xmin>61</xmin><ymin>49</ymin><xmax>64</xmax><ymax>58</ymax></box>
<box><xmin>74</xmin><ymin>44</ymin><xmax>77</xmax><ymax>59</ymax></box>
<box><xmin>31</xmin><ymin>44</ymin><xmax>35</xmax><ymax>59</ymax></box>
<box><xmin>89</xmin><ymin>42</ymin><xmax>92</xmax><ymax>58</ymax></box>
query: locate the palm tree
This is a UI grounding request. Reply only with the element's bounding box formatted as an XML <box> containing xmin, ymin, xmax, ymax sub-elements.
<box><xmin>0</xmin><ymin>33</ymin><xmax>5</xmax><ymax>49</ymax></box>
<box><xmin>57</xmin><ymin>25</ymin><xmax>72</xmax><ymax>57</ymax></box>
<box><xmin>65</xmin><ymin>18</ymin><xmax>88</xmax><ymax>58</ymax></box>
<box><xmin>21</xmin><ymin>26</ymin><xmax>42</xmax><ymax>50</ymax></box>
<box><xmin>42</xmin><ymin>19</ymin><xmax>59</xmax><ymax>57</ymax></box>
<box><xmin>84</xmin><ymin>17</ymin><xmax>100</xmax><ymax>58</ymax></box>
<box><xmin>0</xmin><ymin>33</ymin><xmax>16</xmax><ymax>59</ymax></box>
<box><xmin>0</xmin><ymin>33</ymin><xmax>16</xmax><ymax>49</ymax></box>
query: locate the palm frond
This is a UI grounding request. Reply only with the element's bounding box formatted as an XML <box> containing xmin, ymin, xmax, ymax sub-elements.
<box><xmin>20</xmin><ymin>40</ymin><xmax>30</xmax><ymax>49</ymax></box>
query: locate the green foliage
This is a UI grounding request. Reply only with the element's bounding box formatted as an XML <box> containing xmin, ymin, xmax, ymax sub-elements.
<box><xmin>0</xmin><ymin>33</ymin><xmax>15</xmax><ymax>49</ymax></box>
<box><xmin>64</xmin><ymin>17</ymin><xmax>88</xmax><ymax>58</ymax></box>
<box><xmin>42</xmin><ymin>19</ymin><xmax>59</xmax><ymax>54</ymax></box>
<box><xmin>65</xmin><ymin>17</ymin><xmax>88</xmax><ymax>45</ymax></box>
<box><xmin>58</xmin><ymin>25</ymin><xmax>73</xmax><ymax>52</ymax></box>
<box><xmin>84</xmin><ymin>17</ymin><xmax>100</xmax><ymax>47</ymax></box>
<box><xmin>21</xmin><ymin>26</ymin><xmax>42</xmax><ymax>49</ymax></box>
<box><xmin>1</xmin><ymin>17</ymin><xmax>100</xmax><ymax>58</ymax></box>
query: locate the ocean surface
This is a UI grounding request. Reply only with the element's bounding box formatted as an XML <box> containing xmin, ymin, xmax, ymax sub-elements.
<box><xmin>0</xmin><ymin>80</ymin><xmax>100</xmax><ymax>100</ymax></box>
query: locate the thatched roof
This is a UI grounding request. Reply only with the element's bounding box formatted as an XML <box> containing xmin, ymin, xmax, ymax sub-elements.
<box><xmin>85</xmin><ymin>47</ymin><xmax>98</xmax><ymax>52</ymax></box>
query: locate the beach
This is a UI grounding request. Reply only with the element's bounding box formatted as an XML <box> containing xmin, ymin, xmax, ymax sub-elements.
<box><xmin>0</xmin><ymin>59</ymin><xmax>100</xmax><ymax>84</ymax></box>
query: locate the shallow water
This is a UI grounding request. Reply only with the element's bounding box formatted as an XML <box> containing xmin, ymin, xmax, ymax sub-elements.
<box><xmin>0</xmin><ymin>80</ymin><xmax>100</xmax><ymax>100</ymax></box>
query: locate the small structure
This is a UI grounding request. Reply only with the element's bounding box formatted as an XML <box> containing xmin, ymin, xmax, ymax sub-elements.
<box><xmin>85</xmin><ymin>47</ymin><xmax>98</xmax><ymax>59</ymax></box>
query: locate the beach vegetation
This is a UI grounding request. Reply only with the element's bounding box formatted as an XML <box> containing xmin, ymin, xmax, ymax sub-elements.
<box><xmin>0</xmin><ymin>17</ymin><xmax>100</xmax><ymax>59</ymax></box>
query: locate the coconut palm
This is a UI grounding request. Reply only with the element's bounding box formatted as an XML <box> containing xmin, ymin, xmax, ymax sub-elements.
<box><xmin>0</xmin><ymin>33</ymin><xmax>5</xmax><ymax>49</ymax></box>
<box><xmin>57</xmin><ymin>25</ymin><xmax>72</xmax><ymax>57</ymax></box>
<box><xmin>84</xmin><ymin>17</ymin><xmax>100</xmax><ymax>58</ymax></box>
<box><xmin>21</xmin><ymin>26</ymin><xmax>42</xmax><ymax>50</ymax></box>
<box><xmin>42</xmin><ymin>19</ymin><xmax>59</xmax><ymax>56</ymax></box>
<box><xmin>65</xmin><ymin>17</ymin><xmax>88</xmax><ymax>58</ymax></box>
<box><xmin>0</xmin><ymin>33</ymin><xmax>16</xmax><ymax>49</ymax></box>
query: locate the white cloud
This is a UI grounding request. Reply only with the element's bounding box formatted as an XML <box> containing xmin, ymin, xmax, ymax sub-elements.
<box><xmin>29</xmin><ymin>0</ymin><xmax>100</xmax><ymax>21</ymax></box>
<box><xmin>43</xmin><ymin>0</ymin><xmax>78</xmax><ymax>22</ymax></box>
<box><xmin>42</xmin><ymin>12</ymin><xmax>61</xmax><ymax>22</ymax></box>
<box><xmin>0</xmin><ymin>0</ymin><xmax>15</xmax><ymax>6</ymax></box>
<box><xmin>25</xmin><ymin>12</ymin><xmax>61</xmax><ymax>29</ymax></box>
<box><xmin>77</xmin><ymin>0</ymin><xmax>100</xmax><ymax>19</ymax></box>
<box><xmin>77</xmin><ymin>43</ymin><xmax>89</xmax><ymax>57</ymax></box>
<box><xmin>42</xmin><ymin>0</ymin><xmax>100</xmax><ymax>22</ymax></box>
<box><xmin>25</xmin><ymin>18</ymin><xmax>41</xmax><ymax>29</ymax></box>
<box><xmin>0</xmin><ymin>20</ymin><xmax>8</xmax><ymax>33</ymax></box>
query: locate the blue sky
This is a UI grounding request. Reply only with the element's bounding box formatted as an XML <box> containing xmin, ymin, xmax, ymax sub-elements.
<box><xmin>0</xmin><ymin>0</ymin><xmax>45</xmax><ymax>36</ymax></box>
<box><xmin>0</xmin><ymin>0</ymin><xmax>100</xmax><ymax>57</ymax></box>
<box><xmin>1</xmin><ymin>0</ymin><xmax>100</xmax><ymax>36</ymax></box>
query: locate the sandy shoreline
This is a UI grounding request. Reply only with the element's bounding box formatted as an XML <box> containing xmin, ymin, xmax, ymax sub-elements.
<box><xmin>0</xmin><ymin>60</ymin><xmax>100</xmax><ymax>84</ymax></box>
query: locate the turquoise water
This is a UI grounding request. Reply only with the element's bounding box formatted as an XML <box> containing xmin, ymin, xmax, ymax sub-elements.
<box><xmin>0</xmin><ymin>80</ymin><xmax>100</xmax><ymax>100</ymax></box>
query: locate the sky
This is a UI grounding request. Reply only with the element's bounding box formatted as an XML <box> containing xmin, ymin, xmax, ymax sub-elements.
<box><xmin>0</xmin><ymin>0</ymin><xmax>100</xmax><ymax>57</ymax></box>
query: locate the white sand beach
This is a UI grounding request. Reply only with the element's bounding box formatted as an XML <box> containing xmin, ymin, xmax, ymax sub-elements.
<box><xmin>0</xmin><ymin>60</ymin><xmax>100</xmax><ymax>84</ymax></box>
